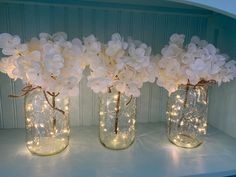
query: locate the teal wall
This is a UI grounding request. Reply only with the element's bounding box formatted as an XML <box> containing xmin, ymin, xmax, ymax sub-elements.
<box><xmin>0</xmin><ymin>1</ymin><xmax>227</xmax><ymax>131</ymax></box>
<box><xmin>207</xmin><ymin>14</ymin><xmax>236</xmax><ymax>138</ymax></box>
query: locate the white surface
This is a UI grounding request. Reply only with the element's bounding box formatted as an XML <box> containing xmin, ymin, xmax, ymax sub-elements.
<box><xmin>0</xmin><ymin>123</ymin><xmax>236</xmax><ymax>177</ymax></box>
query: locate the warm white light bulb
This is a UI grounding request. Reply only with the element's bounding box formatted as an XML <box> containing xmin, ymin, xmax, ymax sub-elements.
<box><xmin>113</xmin><ymin>95</ymin><xmax>118</xmax><ymax>99</ymax></box>
<box><xmin>26</xmin><ymin>104</ymin><xmax>33</xmax><ymax>111</ymax></box>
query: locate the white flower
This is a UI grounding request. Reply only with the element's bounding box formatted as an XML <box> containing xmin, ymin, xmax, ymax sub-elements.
<box><xmin>190</xmin><ymin>36</ymin><xmax>201</xmax><ymax>45</ymax></box>
<box><xmin>39</xmin><ymin>33</ymin><xmax>51</xmax><ymax>40</ymax></box>
<box><xmin>43</xmin><ymin>43</ymin><xmax>64</xmax><ymax>77</ymax></box>
<box><xmin>125</xmin><ymin>83</ymin><xmax>140</xmax><ymax>97</ymax></box>
<box><xmin>125</xmin><ymin>44</ymin><xmax>150</xmax><ymax>70</ymax></box>
<box><xmin>0</xmin><ymin>33</ymin><xmax>28</xmax><ymax>56</ymax></box>
<box><xmin>83</xmin><ymin>35</ymin><xmax>101</xmax><ymax>53</ymax></box>
<box><xmin>13</xmin><ymin>51</ymin><xmax>41</xmax><ymax>80</ymax></box>
<box><xmin>117</xmin><ymin>39</ymin><xmax>151</xmax><ymax>70</ymax></box>
<box><xmin>190</xmin><ymin>36</ymin><xmax>207</xmax><ymax>47</ymax></box>
<box><xmin>161</xmin><ymin>44</ymin><xmax>183</xmax><ymax>58</ymax></box>
<box><xmin>206</xmin><ymin>44</ymin><xmax>217</xmax><ymax>55</ymax></box>
<box><xmin>220</xmin><ymin>60</ymin><xmax>236</xmax><ymax>83</ymax></box>
<box><xmin>85</xmin><ymin>33</ymin><xmax>153</xmax><ymax>97</ymax></box>
<box><xmin>186</xmin><ymin>69</ymin><xmax>200</xmax><ymax>85</ymax></box>
<box><xmin>105</xmin><ymin>33</ymin><xmax>127</xmax><ymax>57</ymax></box>
<box><xmin>0</xmin><ymin>32</ymin><xmax>85</xmax><ymax>97</ymax></box>
<box><xmin>181</xmin><ymin>53</ymin><xmax>195</xmax><ymax>65</ymax></box>
<box><xmin>87</xmin><ymin>77</ymin><xmax>112</xmax><ymax>93</ymax></box>
<box><xmin>0</xmin><ymin>33</ymin><xmax>20</xmax><ymax>49</ymax></box>
<box><xmin>190</xmin><ymin>59</ymin><xmax>207</xmax><ymax>72</ymax></box>
<box><xmin>169</xmin><ymin>33</ymin><xmax>185</xmax><ymax>47</ymax></box>
<box><xmin>155</xmin><ymin>34</ymin><xmax>236</xmax><ymax>94</ymax></box>
<box><xmin>59</xmin><ymin>77</ymin><xmax>80</xmax><ymax>96</ymax></box>
<box><xmin>26</xmin><ymin>61</ymin><xmax>44</xmax><ymax>87</ymax></box>
<box><xmin>0</xmin><ymin>56</ymin><xmax>18</xmax><ymax>79</ymax></box>
<box><xmin>52</xmin><ymin>32</ymin><xmax>67</xmax><ymax>43</ymax></box>
<box><xmin>137</xmin><ymin>63</ymin><xmax>156</xmax><ymax>83</ymax></box>
<box><xmin>2</xmin><ymin>44</ymin><xmax>28</xmax><ymax>56</ymax></box>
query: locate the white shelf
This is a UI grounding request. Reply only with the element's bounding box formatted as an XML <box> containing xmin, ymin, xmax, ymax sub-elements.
<box><xmin>0</xmin><ymin>123</ymin><xmax>236</xmax><ymax>177</ymax></box>
<box><xmin>170</xmin><ymin>0</ymin><xmax>236</xmax><ymax>19</ymax></box>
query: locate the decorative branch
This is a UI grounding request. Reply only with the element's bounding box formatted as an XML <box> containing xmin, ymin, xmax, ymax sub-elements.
<box><xmin>177</xmin><ymin>79</ymin><xmax>215</xmax><ymax>128</ymax></box>
<box><xmin>126</xmin><ymin>95</ymin><xmax>133</xmax><ymax>106</ymax></box>
<box><xmin>43</xmin><ymin>91</ymin><xmax>65</xmax><ymax>115</ymax></box>
<box><xmin>114</xmin><ymin>91</ymin><xmax>121</xmax><ymax>134</ymax></box>
<box><xmin>108</xmin><ymin>86</ymin><xmax>112</xmax><ymax>93</ymax></box>
<box><xmin>8</xmin><ymin>85</ymin><xmax>41</xmax><ymax>98</ymax></box>
<box><xmin>52</xmin><ymin>92</ymin><xmax>57</xmax><ymax>133</ymax></box>
<box><xmin>177</xmin><ymin>80</ymin><xmax>190</xmax><ymax>128</ymax></box>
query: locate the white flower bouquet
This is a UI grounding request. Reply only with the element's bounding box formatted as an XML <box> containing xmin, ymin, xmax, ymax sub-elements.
<box><xmin>0</xmin><ymin>32</ymin><xmax>87</xmax><ymax>116</ymax></box>
<box><xmin>155</xmin><ymin>33</ymin><xmax>236</xmax><ymax>93</ymax></box>
<box><xmin>0</xmin><ymin>32</ymin><xmax>86</xmax><ymax>98</ymax></box>
<box><xmin>83</xmin><ymin>33</ymin><xmax>156</xmax><ymax>97</ymax></box>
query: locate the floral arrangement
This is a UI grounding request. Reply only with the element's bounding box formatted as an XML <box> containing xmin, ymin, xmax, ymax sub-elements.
<box><xmin>0</xmin><ymin>32</ymin><xmax>86</xmax><ymax>97</ymax></box>
<box><xmin>84</xmin><ymin>33</ymin><xmax>156</xmax><ymax>97</ymax></box>
<box><xmin>155</xmin><ymin>33</ymin><xmax>236</xmax><ymax>93</ymax></box>
<box><xmin>1</xmin><ymin>32</ymin><xmax>236</xmax><ymax>98</ymax></box>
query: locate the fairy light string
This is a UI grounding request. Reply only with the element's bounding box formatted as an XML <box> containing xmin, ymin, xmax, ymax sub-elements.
<box><xmin>9</xmin><ymin>84</ymin><xmax>65</xmax><ymax>115</ymax></box>
<box><xmin>177</xmin><ymin>79</ymin><xmax>216</xmax><ymax>128</ymax></box>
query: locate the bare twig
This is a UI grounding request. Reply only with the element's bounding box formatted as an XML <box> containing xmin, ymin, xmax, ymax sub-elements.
<box><xmin>177</xmin><ymin>79</ymin><xmax>215</xmax><ymax>128</ymax></box>
<box><xmin>9</xmin><ymin>85</ymin><xmax>41</xmax><ymax>98</ymax></box>
<box><xmin>114</xmin><ymin>91</ymin><xmax>121</xmax><ymax>134</ymax></box>
<box><xmin>126</xmin><ymin>95</ymin><xmax>133</xmax><ymax>106</ymax></box>
<box><xmin>178</xmin><ymin>81</ymin><xmax>190</xmax><ymax>128</ymax></box>
<box><xmin>43</xmin><ymin>91</ymin><xmax>65</xmax><ymax>115</ymax></box>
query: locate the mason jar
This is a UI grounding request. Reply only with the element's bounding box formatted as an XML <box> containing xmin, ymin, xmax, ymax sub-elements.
<box><xmin>99</xmin><ymin>89</ymin><xmax>136</xmax><ymax>150</ymax></box>
<box><xmin>25</xmin><ymin>88</ymin><xmax>70</xmax><ymax>155</ymax></box>
<box><xmin>167</xmin><ymin>84</ymin><xmax>208</xmax><ymax>148</ymax></box>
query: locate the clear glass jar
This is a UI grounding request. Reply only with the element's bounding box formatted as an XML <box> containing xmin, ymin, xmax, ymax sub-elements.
<box><xmin>25</xmin><ymin>88</ymin><xmax>70</xmax><ymax>156</ymax></box>
<box><xmin>99</xmin><ymin>89</ymin><xmax>136</xmax><ymax>150</ymax></box>
<box><xmin>167</xmin><ymin>84</ymin><xmax>208</xmax><ymax>148</ymax></box>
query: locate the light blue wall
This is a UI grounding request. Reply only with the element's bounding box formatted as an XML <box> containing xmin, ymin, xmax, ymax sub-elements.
<box><xmin>1</xmin><ymin>0</ymin><xmax>236</xmax><ymax>140</ymax></box>
<box><xmin>207</xmin><ymin>14</ymin><xmax>236</xmax><ymax>139</ymax></box>
<box><xmin>0</xmin><ymin>1</ymin><xmax>211</xmax><ymax>128</ymax></box>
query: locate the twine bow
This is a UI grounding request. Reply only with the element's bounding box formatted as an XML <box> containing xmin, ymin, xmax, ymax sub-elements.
<box><xmin>9</xmin><ymin>84</ymin><xmax>65</xmax><ymax>115</ymax></box>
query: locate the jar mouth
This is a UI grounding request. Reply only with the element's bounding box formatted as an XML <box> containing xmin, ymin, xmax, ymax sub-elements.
<box><xmin>178</xmin><ymin>83</ymin><xmax>209</xmax><ymax>90</ymax></box>
<box><xmin>167</xmin><ymin>79</ymin><xmax>209</xmax><ymax>149</ymax></box>
<box><xmin>178</xmin><ymin>79</ymin><xmax>216</xmax><ymax>89</ymax></box>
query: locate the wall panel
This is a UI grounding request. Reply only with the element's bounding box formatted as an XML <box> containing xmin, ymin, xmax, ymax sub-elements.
<box><xmin>0</xmin><ymin>2</ymin><xmax>208</xmax><ymax>128</ymax></box>
<box><xmin>207</xmin><ymin>14</ymin><xmax>236</xmax><ymax>139</ymax></box>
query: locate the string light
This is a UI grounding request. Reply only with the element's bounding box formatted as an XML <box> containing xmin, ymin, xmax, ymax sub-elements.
<box><xmin>167</xmin><ymin>85</ymin><xmax>208</xmax><ymax>148</ymax></box>
<box><xmin>63</xmin><ymin>129</ymin><xmax>69</xmax><ymax>133</ymax></box>
<box><xmin>26</xmin><ymin>104</ymin><xmax>33</xmax><ymax>111</ymax></box>
<box><xmin>25</xmin><ymin>90</ymin><xmax>70</xmax><ymax>155</ymax></box>
<box><xmin>99</xmin><ymin>89</ymin><xmax>136</xmax><ymax>149</ymax></box>
<box><xmin>100</xmin><ymin>122</ymin><xmax>105</xmax><ymax>128</ymax></box>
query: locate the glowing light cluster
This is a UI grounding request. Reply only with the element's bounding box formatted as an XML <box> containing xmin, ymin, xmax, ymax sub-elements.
<box><xmin>99</xmin><ymin>89</ymin><xmax>136</xmax><ymax>150</ymax></box>
<box><xmin>25</xmin><ymin>89</ymin><xmax>70</xmax><ymax>156</ymax></box>
<box><xmin>167</xmin><ymin>84</ymin><xmax>208</xmax><ymax>148</ymax></box>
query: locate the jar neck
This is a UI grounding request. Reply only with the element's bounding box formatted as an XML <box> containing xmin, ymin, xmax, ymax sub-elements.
<box><xmin>178</xmin><ymin>83</ymin><xmax>208</xmax><ymax>91</ymax></box>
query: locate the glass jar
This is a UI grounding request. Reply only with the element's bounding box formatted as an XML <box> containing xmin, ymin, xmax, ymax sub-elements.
<box><xmin>99</xmin><ymin>89</ymin><xmax>136</xmax><ymax>150</ymax></box>
<box><xmin>25</xmin><ymin>88</ymin><xmax>70</xmax><ymax>156</ymax></box>
<box><xmin>167</xmin><ymin>84</ymin><xmax>208</xmax><ymax>148</ymax></box>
